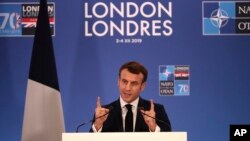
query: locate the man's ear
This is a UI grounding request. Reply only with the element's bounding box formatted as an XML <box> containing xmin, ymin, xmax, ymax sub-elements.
<box><xmin>141</xmin><ymin>82</ymin><xmax>146</xmax><ymax>91</ymax></box>
<box><xmin>117</xmin><ymin>78</ymin><xmax>120</xmax><ymax>87</ymax></box>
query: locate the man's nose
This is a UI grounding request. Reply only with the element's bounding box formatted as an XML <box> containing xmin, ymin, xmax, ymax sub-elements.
<box><xmin>125</xmin><ymin>83</ymin><xmax>132</xmax><ymax>90</ymax></box>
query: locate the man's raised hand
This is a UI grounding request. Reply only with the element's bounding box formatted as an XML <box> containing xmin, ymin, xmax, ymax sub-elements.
<box><xmin>140</xmin><ymin>99</ymin><xmax>157</xmax><ymax>131</ymax></box>
<box><xmin>94</xmin><ymin>96</ymin><xmax>109</xmax><ymax>131</ymax></box>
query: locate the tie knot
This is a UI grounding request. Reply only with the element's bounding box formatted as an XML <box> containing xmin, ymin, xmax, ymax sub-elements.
<box><xmin>125</xmin><ymin>104</ymin><xmax>132</xmax><ymax>111</ymax></box>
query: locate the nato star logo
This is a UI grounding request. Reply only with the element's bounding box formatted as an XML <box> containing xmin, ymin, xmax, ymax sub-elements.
<box><xmin>210</xmin><ymin>9</ymin><xmax>229</xmax><ymax>28</ymax></box>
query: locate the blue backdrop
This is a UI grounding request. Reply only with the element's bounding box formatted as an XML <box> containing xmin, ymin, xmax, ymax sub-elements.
<box><xmin>1</xmin><ymin>0</ymin><xmax>250</xmax><ymax>141</ymax></box>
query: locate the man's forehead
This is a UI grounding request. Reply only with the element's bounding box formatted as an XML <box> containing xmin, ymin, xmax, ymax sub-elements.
<box><xmin>120</xmin><ymin>69</ymin><xmax>143</xmax><ymax>81</ymax></box>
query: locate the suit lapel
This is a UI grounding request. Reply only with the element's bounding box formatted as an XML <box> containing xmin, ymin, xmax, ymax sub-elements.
<box><xmin>113</xmin><ymin>99</ymin><xmax>124</xmax><ymax>132</ymax></box>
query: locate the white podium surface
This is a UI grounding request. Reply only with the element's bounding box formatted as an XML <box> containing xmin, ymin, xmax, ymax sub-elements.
<box><xmin>63</xmin><ymin>132</ymin><xmax>187</xmax><ymax>141</ymax></box>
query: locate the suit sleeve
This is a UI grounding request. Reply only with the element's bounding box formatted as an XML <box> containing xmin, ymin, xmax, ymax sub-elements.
<box><xmin>155</xmin><ymin>104</ymin><xmax>171</xmax><ymax>131</ymax></box>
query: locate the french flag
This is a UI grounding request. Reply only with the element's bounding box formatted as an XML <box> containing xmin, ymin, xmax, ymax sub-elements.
<box><xmin>22</xmin><ymin>1</ymin><xmax>65</xmax><ymax>141</ymax></box>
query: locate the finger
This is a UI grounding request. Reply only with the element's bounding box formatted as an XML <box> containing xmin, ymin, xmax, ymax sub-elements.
<box><xmin>150</xmin><ymin>99</ymin><xmax>155</xmax><ymax>112</ymax></box>
<box><xmin>96</xmin><ymin>96</ymin><xmax>101</xmax><ymax>108</ymax></box>
<box><xmin>140</xmin><ymin>109</ymin><xmax>145</xmax><ymax>114</ymax></box>
<box><xmin>140</xmin><ymin>109</ymin><xmax>146</xmax><ymax>117</ymax></box>
<box><xmin>105</xmin><ymin>108</ymin><xmax>110</xmax><ymax>113</ymax></box>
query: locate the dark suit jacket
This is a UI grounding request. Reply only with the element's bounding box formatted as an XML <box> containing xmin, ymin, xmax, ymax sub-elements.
<box><xmin>90</xmin><ymin>97</ymin><xmax>171</xmax><ymax>132</ymax></box>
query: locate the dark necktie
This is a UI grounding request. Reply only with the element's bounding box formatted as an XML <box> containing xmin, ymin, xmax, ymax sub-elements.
<box><xmin>125</xmin><ymin>104</ymin><xmax>133</xmax><ymax>132</ymax></box>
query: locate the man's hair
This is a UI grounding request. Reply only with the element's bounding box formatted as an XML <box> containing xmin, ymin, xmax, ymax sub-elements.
<box><xmin>119</xmin><ymin>61</ymin><xmax>148</xmax><ymax>83</ymax></box>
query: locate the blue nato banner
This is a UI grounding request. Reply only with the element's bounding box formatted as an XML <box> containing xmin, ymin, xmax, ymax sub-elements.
<box><xmin>1</xmin><ymin>0</ymin><xmax>250</xmax><ymax>141</ymax></box>
<box><xmin>0</xmin><ymin>2</ymin><xmax>54</xmax><ymax>36</ymax></box>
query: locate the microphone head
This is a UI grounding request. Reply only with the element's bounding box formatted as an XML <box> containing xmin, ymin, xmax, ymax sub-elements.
<box><xmin>108</xmin><ymin>106</ymin><xmax>113</xmax><ymax>110</ymax></box>
<box><xmin>138</xmin><ymin>107</ymin><xmax>144</xmax><ymax>110</ymax></box>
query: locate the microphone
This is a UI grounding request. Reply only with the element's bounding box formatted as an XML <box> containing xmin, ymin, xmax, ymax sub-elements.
<box><xmin>76</xmin><ymin>106</ymin><xmax>113</xmax><ymax>132</ymax></box>
<box><xmin>138</xmin><ymin>107</ymin><xmax>170</xmax><ymax>126</ymax></box>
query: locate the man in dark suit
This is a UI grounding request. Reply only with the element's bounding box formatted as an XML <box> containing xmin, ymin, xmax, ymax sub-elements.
<box><xmin>90</xmin><ymin>61</ymin><xmax>171</xmax><ymax>132</ymax></box>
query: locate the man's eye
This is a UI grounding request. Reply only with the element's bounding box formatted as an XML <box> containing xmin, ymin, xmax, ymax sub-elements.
<box><xmin>131</xmin><ymin>82</ymin><xmax>139</xmax><ymax>86</ymax></box>
<box><xmin>122</xmin><ymin>80</ymin><xmax>127</xmax><ymax>84</ymax></box>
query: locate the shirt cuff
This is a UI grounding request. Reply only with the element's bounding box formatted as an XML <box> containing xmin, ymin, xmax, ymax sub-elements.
<box><xmin>150</xmin><ymin>125</ymin><xmax>160</xmax><ymax>132</ymax></box>
<box><xmin>92</xmin><ymin>124</ymin><xmax>102</xmax><ymax>132</ymax></box>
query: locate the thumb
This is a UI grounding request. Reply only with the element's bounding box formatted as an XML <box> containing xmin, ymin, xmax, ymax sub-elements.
<box><xmin>150</xmin><ymin>99</ymin><xmax>155</xmax><ymax>112</ymax></box>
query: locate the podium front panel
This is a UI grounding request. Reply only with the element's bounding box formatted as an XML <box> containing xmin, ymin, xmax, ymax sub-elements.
<box><xmin>63</xmin><ymin>132</ymin><xmax>187</xmax><ymax>141</ymax></box>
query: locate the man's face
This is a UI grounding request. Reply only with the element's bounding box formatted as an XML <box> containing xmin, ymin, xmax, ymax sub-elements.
<box><xmin>118</xmin><ymin>69</ymin><xmax>146</xmax><ymax>103</ymax></box>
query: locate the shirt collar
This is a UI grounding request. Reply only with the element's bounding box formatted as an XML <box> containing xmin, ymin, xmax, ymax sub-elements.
<box><xmin>120</xmin><ymin>96</ymin><xmax>139</xmax><ymax>109</ymax></box>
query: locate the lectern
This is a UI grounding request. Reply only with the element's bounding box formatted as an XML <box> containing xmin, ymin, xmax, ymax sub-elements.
<box><xmin>63</xmin><ymin>132</ymin><xmax>187</xmax><ymax>141</ymax></box>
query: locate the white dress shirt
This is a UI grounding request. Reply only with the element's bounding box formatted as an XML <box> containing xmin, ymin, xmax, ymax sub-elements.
<box><xmin>120</xmin><ymin>96</ymin><xmax>139</xmax><ymax>131</ymax></box>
